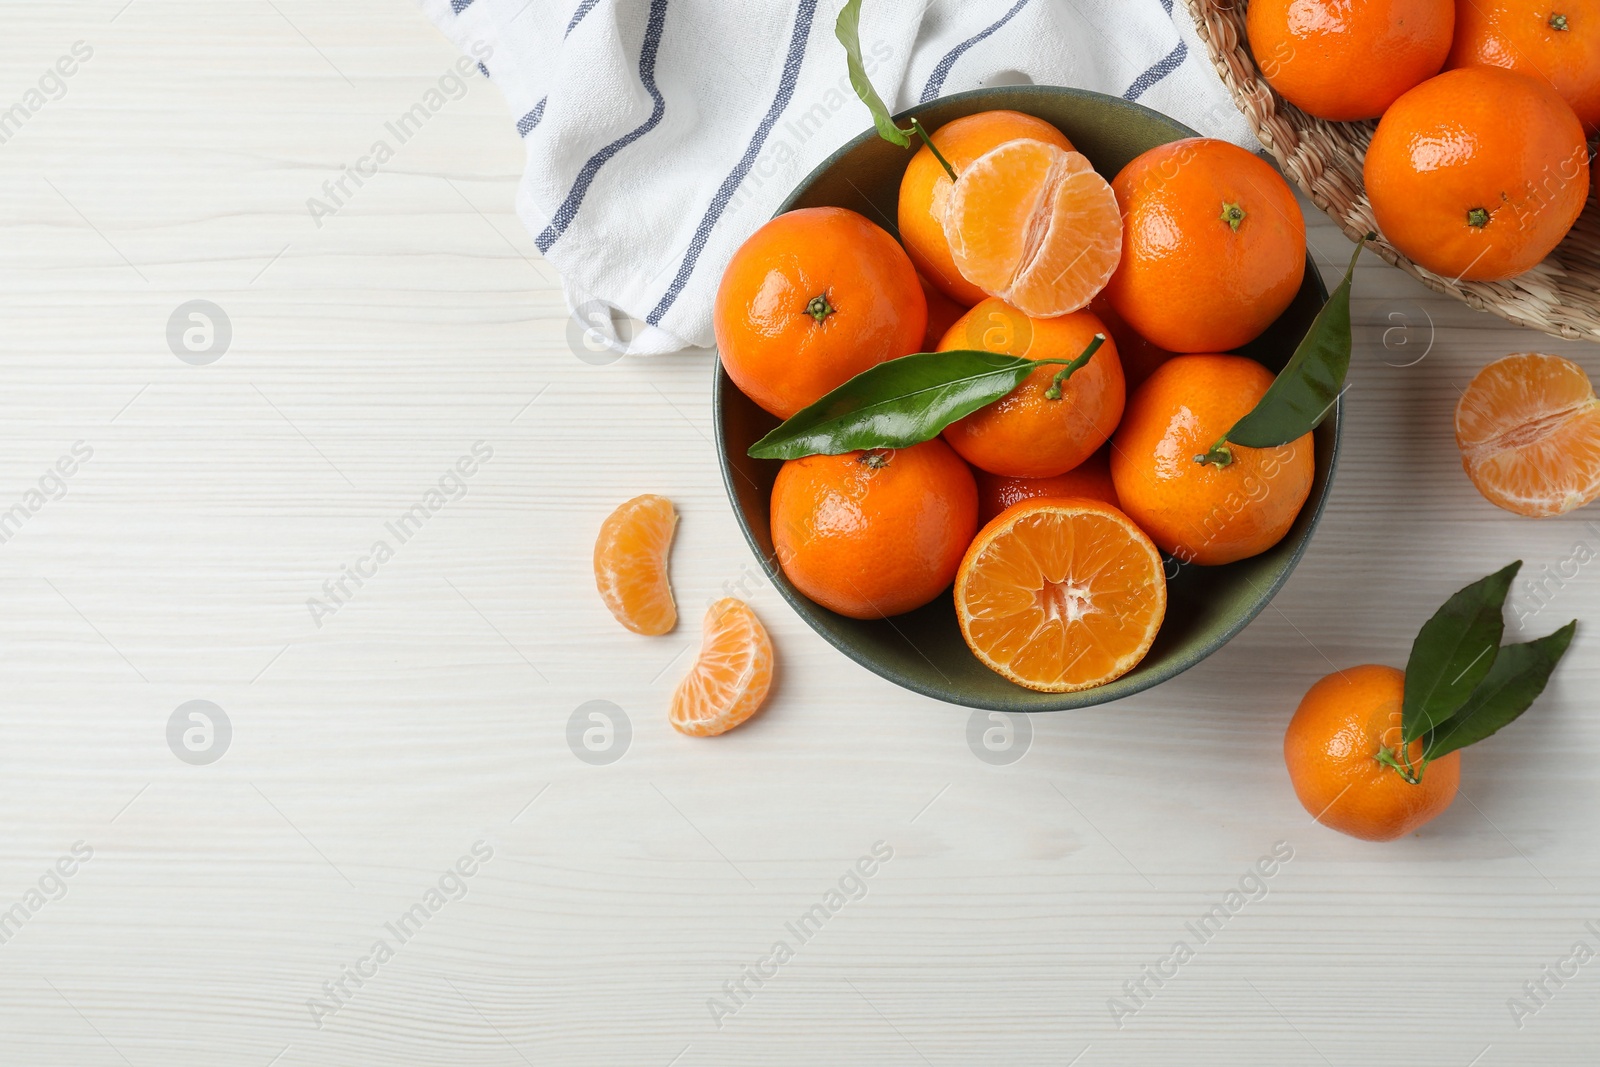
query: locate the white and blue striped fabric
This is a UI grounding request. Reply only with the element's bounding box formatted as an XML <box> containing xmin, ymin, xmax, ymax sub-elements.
<box><xmin>420</xmin><ymin>0</ymin><xmax>1259</xmax><ymax>354</ymax></box>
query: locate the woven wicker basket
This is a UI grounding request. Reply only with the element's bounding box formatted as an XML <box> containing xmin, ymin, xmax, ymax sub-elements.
<box><xmin>1183</xmin><ymin>0</ymin><xmax>1600</xmax><ymax>342</ymax></box>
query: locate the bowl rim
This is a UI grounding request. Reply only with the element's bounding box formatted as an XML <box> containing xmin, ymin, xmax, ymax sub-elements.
<box><xmin>713</xmin><ymin>84</ymin><xmax>1339</xmax><ymax>711</ymax></box>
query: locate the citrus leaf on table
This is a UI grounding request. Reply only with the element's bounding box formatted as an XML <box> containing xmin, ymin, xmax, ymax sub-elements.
<box><xmin>1223</xmin><ymin>235</ymin><xmax>1370</xmax><ymax>450</ymax></box>
<box><xmin>1424</xmin><ymin>620</ymin><xmax>1576</xmax><ymax>761</ymax></box>
<box><xmin>1401</xmin><ymin>561</ymin><xmax>1521</xmax><ymax>744</ymax></box>
<box><xmin>835</xmin><ymin>0</ymin><xmax>909</xmax><ymax>148</ymax></box>
<box><xmin>746</xmin><ymin>350</ymin><xmax>1040</xmax><ymax>460</ymax></box>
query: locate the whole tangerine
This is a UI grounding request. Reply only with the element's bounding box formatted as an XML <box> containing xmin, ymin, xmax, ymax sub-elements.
<box><xmin>715</xmin><ymin>206</ymin><xmax>925</xmax><ymax>419</ymax></box>
<box><xmin>1246</xmin><ymin>0</ymin><xmax>1455</xmax><ymax>120</ymax></box>
<box><xmin>937</xmin><ymin>299</ymin><xmax>1124</xmax><ymax>478</ymax></box>
<box><xmin>1364</xmin><ymin>66</ymin><xmax>1588</xmax><ymax>282</ymax></box>
<box><xmin>770</xmin><ymin>440</ymin><xmax>978</xmax><ymax>619</ymax></box>
<box><xmin>898</xmin><ymin>110</ymin><xmax>1074</xmax><ymax>306</ymax></box>
<box><xmin>1103</xmin><ymin>138</ymin><xmax>1306</xmax><ymax>354</ymax></box>
<box><xmin>1111</xmin><ymin>355</ymin><xmax>1313</xmax><ymax>566</ymax></box>
<box><xmin>1285</xmin><ymin>664</ymin><xmax>1461</xmax><ymax>841</ymax></box>
<box><xmin>974</xmin><ymin>447</ymin><xmax>1120</xmax><ymax>526</ymax></box>
<box><xmin>1449</xmin><ymin>0</ymin><xmax>1600</xmax><ymax>132</ymax></box>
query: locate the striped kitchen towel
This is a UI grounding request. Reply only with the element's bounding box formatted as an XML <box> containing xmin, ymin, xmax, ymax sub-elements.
<box><xmin>420</xmin><ymin>0</ymin><xmax>1258</xmax><ymax>355</ymax></box>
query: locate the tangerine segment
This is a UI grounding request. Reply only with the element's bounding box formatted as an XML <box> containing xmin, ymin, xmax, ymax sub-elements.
<box><xmin>594</xmin><ymin>494</ymin><xmax>677</xmax><ymax>635</ymax></box>
<box><xmin>955</xmin><ymin>499</ymin><xmax>1166</xmax><ymax>693</ymax></box>
<box><xmin>942</xmin><ymin>140</ymin><xmax>1122</xmax><ymax>318</ymax></box>
<box><xmin>670</xmin><ymin>598</ymin><xmax>773</xmax><ymax>737</ymax></box>
<box><xmin>1455</xmin><ymin>352</ymin><xmax>1600</xmax><ymax>517</ymax></box>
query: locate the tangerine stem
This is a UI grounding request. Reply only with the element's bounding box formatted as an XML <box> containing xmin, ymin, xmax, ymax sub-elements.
<box><xmin>1042</xmin><ymin>334</ymin><xmax>1105</xmax><ymax>400</ymax></box>
<box><xmin>805</xmin><ymin>293</ymin><xmax>836</xmax><ymax>323</ymax></box>
<box><xmin>1375</xmin><ymin>745</ymin><xmax>1425</xmax><ymax>785</ymax></box>
<box><xmin>1193</xmin><ymin>439</ymin><xmax>1234</xmax><ymax>468</ymax></box>
<box><xmin>909</xmin><ymin>118</ymin><xmax>958</xmax><ymax>183</ymax></box>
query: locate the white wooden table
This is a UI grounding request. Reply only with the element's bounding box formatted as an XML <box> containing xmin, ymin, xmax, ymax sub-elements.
<box><xmin>3</xmin><ymin>3</ymin><xmax>1598</xmax><ymax>1064</ymax></box>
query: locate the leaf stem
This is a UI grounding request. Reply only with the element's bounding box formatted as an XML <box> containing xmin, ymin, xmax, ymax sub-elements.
<box><xmin>1375</xmin><ymin>745</ymin><xmax>1427</xmax><ymax>785</ymax></box>
<box><xmin>909</xmin><ymin>118</ymin><xmax>957</xmax><ymax>183</ymax></box>
<box><xmin>1042</xmin><ymin>334</ymin><xmax>1105</xmax><ymax>400</ymax></box>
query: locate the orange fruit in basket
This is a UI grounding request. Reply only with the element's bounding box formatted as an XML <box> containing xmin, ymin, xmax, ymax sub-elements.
<box><xmin>594</xmin><ymin>494</ymin><xmax>677</xmax><ymax>635</ymax></box>
<box><xmin>1285</xmin><ymin>664</ymin><xmax>1461</xmax><ymax>841</ymax></box>
<box><xmin>1448</xmin><ymin>0</ymin><xmax>1600</xmax><ymax>132</ymax></box>
<box><xmin>1111</xmin><ymin>355</ymin><xmax>1314</xmax><ymax>566</ymax></box>
<box><xmin>1364</xmin><ymin>67</ymin><xmax>1588</xmax><ymax>282</ymax></box>
<box><xmin>954</xmin><ymin>499</ymin><xmax>1166</xmax><ymax>693</ymax></box>
<box><xmin>975</xmin><ymin>448</ymin><xmax>1120</xmax><ymax>526</ymax></box>
<box><xmin>771</xmin><ymin>440</ymin><xmax>978</xmax><ymax>619</ymax></box>
<box><xmin>899</xmin><ymin>110</ymin><xmax>1075</xmax><ymax>306</ymax></box>
<box><xmin>1103</xmin><ymin>138</ymin><xmax>1306</xmax><ymax>354</ymax></box>
<box><xmin>937</xmin><ymin>299</ymin><xmax>1125</xmax><ymax>478</ymax></box>
<box><xmin>1089</xmin><ymin>293</ymin><xmax>1173</xmax><ymax>393</ymax></box>
<box><xmin>1246</xmin><ymin>0</ymin><xmax>1455</xmax><ymax>120</ymax></box>
<box><xmin>714</xmin><ymin>206</ymin><xmax>925</xmax><ymax>419</ymax></box>
<box><xmin>1455</xmin><ymin>352</ymin><xmax>1600</xmax><ymax>516</ymax></box>
<box><xmin>942</xmin><ymin>139</ymin><xmax>1123</xmax><ymax>318</ymax></box>
<box><xmin>670</xmin><ymin>598</ymin><xmax>773</xmax><ymax>737</ymax></box>
<box><xmin>918</xmin><ymin>273</ymin><xmax>969</xmax><ymax>351</ymax></box>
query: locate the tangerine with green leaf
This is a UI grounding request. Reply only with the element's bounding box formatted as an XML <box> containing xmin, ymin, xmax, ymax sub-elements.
<box><xmin>1111</xmin><ymin>355</ymin><xmax>1313</xmax><ymax>566</ymax></box>
<box><xmin>1285</xmin><ymin>665</ymin><xmax>1462</xmax><ymax>841</ymax></box>
<box><xmin>937</xmin><ymin>299</ymin><xmax>1124</xmax><ymax>478</ymax></box>
<box><xmin>1286</xmin><ymin>565</ymin><xmax>1574</xmax><ymax>841</ymax></box>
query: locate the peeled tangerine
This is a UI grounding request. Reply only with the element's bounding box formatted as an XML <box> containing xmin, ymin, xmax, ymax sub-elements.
<box><xmin>955</xmin><ymin>499</ymin><xmax>1166</xmax><ymax>693</ymax></box>
<box><xmin>594</xmin><ymin>494</ymin><xmax>677</xmax><ymax>635</ymax></box>
<box><xmin>942</xmin><ymin>138</ymin><xmax>1122</xmax><ymax>319</ymax></box>
<box><xmin>670</xmin><ymin>599</ymin><xmax>773</xmax><ymax>737</ymax></box>
<box><xmin>1455</xmin><ymin>353</ymin><xmax>1600</xmax><ymax>517</ymax></box>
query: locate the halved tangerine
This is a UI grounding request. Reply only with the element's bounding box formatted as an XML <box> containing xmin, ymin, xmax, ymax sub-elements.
<box><xmin>942</xmin><ymin>139</ymin><xmax>1122</xmax><ymax>318</ymax></box>
<box><xmin>670</xmin><ymin>598</ymin><xmax>773</xmax><ymax>737</ymax></box>
<box><xmin>954</xmin><ymin>499</ymin><xmax>1166</xmax><ymax>693</ymax></box>
<box><xmin>594</xmin><ymin>494</ymin><xmax>677</xmax><ymax>635</ymax></box>
<box><xmin>1455</xmin><ymin>352</ymin><xmax>1600</xmax><ymax>517</ymax></box>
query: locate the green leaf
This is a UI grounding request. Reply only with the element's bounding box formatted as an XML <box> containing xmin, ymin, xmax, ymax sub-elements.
<box><xmin>747</xmin><ymin>349</ymin><xmax>1039</xmax><ymax>460</ymax></box>
<box><xmin>1402</xmin><ymin>561</ymin><xmax>1522</xmax><ymax>744</ymax></box>
<box><xmin>1424</xmin><ymin>621</ymin><xmax>1576</xmax><ymax>760</ymax></box>
<box><xmin>835</xmin><ymin>0</ymin><xmax>910</xmax><ymax>148</ymax></box>
<box><xmin>1224</xmin><ymin>235</ymin><xmax>1369</xmax><ymax>450</ymax></box>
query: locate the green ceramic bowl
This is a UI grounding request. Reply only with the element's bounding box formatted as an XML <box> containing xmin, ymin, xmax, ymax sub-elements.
<box><xmin>714</xmin><ymin>85</ymin><xmax>1337</xmax><ymax>711</ymax></box>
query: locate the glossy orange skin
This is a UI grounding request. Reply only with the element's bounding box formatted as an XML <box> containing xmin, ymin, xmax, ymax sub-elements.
<box><xmin>1089</xmin><ymin>292</ymin><xmax>1173</xmax><ymax>393</ymax></box>
<box><xmin>918</xmin><ymin>273</ymin><xmax>970</xmax><ymax>351</ymax></box>
<box><xmin>1365</xmin><ymin>67</ymin><xmax>1588</xmax><ymax>282</ymax></box>
<box><xmin>1449</xmin><ymin>0</ymin><xmax>1600</xmax><ymax>132</ymax></box>
<box><xmin>937</xmin><ymin>300</ymin><xmax>1125</xmax><ymax>478</ymax></box>
<box><xmin>770</xmin><ymin>440</ymin><xmax>978</xmax><ymax>619</ymax></box>
<box><xmin>898</xmin><ymin>110</ymin><xmax>1074</xmax><ymax>306</ymax></box>
<box><xmin>975</xmin><ymin>448</ymin><xmax>1120</xmax><ymax>525</ymax></box>
<box><xmin>1285</xmin><ymin>664</ymin><xmax>1461</xmax><ymax>841</ymax></box>
<box><xmin>715</xmin><ymin>206</ymin><xmax>925</xmax><ymax>419</ymax></box>
<box><xmin>1247</xmin><ymin>0</ymin><xmax>1454</xmax><ymax>120</ymax></box>
<box><xmin>1104</xmin><ymin>139</ymin><xmax>1306</xmax><ymax>354</ymax></box>
<box><xmin>1111</xmin><ymin>355</ymin><xmax>1314</xmax><ymax>566</ymax></box>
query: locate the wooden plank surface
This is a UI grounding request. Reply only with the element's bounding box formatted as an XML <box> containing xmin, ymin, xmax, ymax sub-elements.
<box><xmin>1</xmin><ymin>2</ymin><xmax>1598</xmax><ymax>1064</ymax></box>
